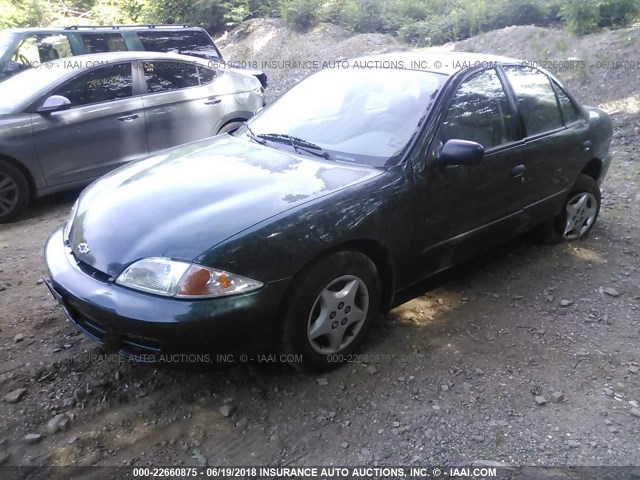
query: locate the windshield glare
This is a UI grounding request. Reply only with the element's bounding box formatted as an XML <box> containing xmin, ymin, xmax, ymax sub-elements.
<box><xmin>245</xmin><ymin>68</ymin><xmax>445</xmax><ymax>167</ymax></box>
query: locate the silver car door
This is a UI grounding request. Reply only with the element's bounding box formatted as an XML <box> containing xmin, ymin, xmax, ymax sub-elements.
<box><xmin>31</xmin><ymin>61</ymin><xmax>148</xmax><ymax>187</ymax></box>
<box><xmin>140</xmin><ymin>60</ymin><xmax>227</xmax><ymax>152</ymax></box>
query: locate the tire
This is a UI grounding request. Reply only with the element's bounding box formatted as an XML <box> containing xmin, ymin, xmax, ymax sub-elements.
<box><xmin>280</xmin><ymin>251</ymin><xmax>381</xmax><ymax>371</ymax></box>
<box><xmin>533</xmin><ymin>174</ymin><xmax>601</xmax><ymax>245</ymax></box>
<box><xmin>217</xmin><ymin>121</ymin><xmax>243</xmax><ymax>135</ymax></box>
<box><xmin>0</xmin><ymin>159</ymin><xmax>30</xmax><ymax>224</ymax></box>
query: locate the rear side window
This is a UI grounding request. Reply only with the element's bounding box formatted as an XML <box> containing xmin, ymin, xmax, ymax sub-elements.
<box><xmin>553</xmin><ymin>83</ymin><xmax>580</xmax><ymax>124</ymax></box>
<box><xmin>80</xmin><ymin>33</ymin><xmax>127</xmax><ymax>53</ymax></box>
<box><xmin>198</xmin><ymin>66</ymin><xmax>216</xmax><ymax>85</ymax></box>
<box><xmin>503</xmin><ymin>66</ymin><xmax>563</xmax><ymax>136</ymax></box>
<box><xmin>137</xmin><ymin>30</ymin><xmax>219</xmax><ymax>57</ymax></box>
<box><xmin>52</xmin><ymin>63</ymin><xmax>132</xmax><ymax>107</ymax></box>
<box><xmin>441</xmin><ymin>68</ymin><xmax>513</xmax><ymax>150</ymax></box>
<box><xmin>142</xmin><ymin>61</ymin><xmax>199</xmax><ymax>93</ymax></box>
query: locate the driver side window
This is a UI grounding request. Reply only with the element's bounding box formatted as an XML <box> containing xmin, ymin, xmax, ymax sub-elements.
<box><xmin>51</xmin><ymin>63</ymin><xmax>133</xmax><ymax>107</ymax></box>
<box><xmin>441</xmin><ymin>69</ymin><xmax>513</xmax><ymax>150</ymax></box>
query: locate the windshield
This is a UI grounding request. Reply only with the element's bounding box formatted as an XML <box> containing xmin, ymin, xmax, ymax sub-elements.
<box><xmin>243</xmin><ymin>68</ymin><xmax>445</xmax><ymax>167</ymax></box>
<box><xmin>0</xmin><ymin>63</ymin><xmax>72</xmax><ymax>113</ymax></box>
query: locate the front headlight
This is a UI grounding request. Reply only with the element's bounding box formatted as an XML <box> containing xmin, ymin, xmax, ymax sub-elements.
<box><xmin>116</xmin><ymin>257</ymin><xmax>263</xmax><ymax>298</ymax></box>
<box><xmin>64</xmin><ymin>199</ymin><xmax>79</xmax><ymax>243</ymax></box>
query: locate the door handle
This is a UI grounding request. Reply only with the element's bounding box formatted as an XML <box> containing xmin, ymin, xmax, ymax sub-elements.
<box><xmin>117</xmin><ymin>114</ymin><xmax>140</xmax><ymax>122</ymax></box>
<box><xmin>510</xmin><ymin>164</ymin><xmax>527</xmax><ymax>177</ymax></box>
<box><xmin>204</xmin><ymin>97</ymin><xmax>222</xmax><ymax>105</ymax></box>
<box><xmin>582</xmin><ymin>140</ymin><xmax>593</xmax><ymax>151</ymax></box>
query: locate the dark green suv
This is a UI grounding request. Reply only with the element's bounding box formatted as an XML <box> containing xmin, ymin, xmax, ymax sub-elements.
<box><xmin>0</xmin><ymin>25</ymin><xmax>267</xmax><ymax>86</ymax></box>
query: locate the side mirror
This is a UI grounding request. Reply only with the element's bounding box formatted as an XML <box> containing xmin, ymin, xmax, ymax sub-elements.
<box><xmin>37</xmin><ymin>95</ymin><xmax>71</xmax><ymax>114</ymax></box>
<box><xmin>437</xmin><ymin>139</ymin><xmax>484</xmax><ymax>166</ymax></box>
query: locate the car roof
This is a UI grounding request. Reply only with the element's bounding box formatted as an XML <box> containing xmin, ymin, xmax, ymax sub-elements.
<box><xmin>7</xmin><ymin>26</ymin><xmax>203</xmax><ymax>34</ymax></box>
<box><xmin>352</xmin><ymin>51</ymin><xmax>523</xmax><ymax>76</ymax></box>
<box><xmin>48</xmin><ymin>51</ymin><xmax>213</xmax><ymax>68</ymax></box>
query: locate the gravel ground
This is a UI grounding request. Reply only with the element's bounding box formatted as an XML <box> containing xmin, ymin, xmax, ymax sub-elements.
<box><xmin>0</xmin><ymin>21</ymin><xmax>639</xmax><ymax>470</ymax></box>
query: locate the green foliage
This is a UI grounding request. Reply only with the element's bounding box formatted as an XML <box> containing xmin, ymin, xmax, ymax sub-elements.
<box><xmin>339</xmin><ymin>0</ymin><xmax>389</xmax><ymax>33</ymax></box>
<box><xmin>280</xmin><ymin>0</ymin><xmax>321</xmax><ymax>31</ymax></box>
<box><xmin>0</xmin><ymin>0</ymin><xmax>638</xmax><ymax>40</ymax></box>
<box><xmin>559</xmin><ymin>0</ymin><xmax>601</xmax><ymax>34</ymax></box>
<box><xmin>599</xmin><ymin>0</ymin><xmax>640</xmax><ymax>27</ymax></box>
<box><xmin>489</xmin><ymin>0</ymin><xmax>553</xmax><ymax>29</ymax></box>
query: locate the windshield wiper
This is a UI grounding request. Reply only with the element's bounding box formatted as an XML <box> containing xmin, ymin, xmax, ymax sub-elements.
<box><xmin>257</xmin><ymin>133</ymin><xmax>331</xmax><ymax>159</ymax></box>
<box><xmin>244</xmin><ymin>122</ymin><xmax>266</xmax><ymax>145</ymax></box>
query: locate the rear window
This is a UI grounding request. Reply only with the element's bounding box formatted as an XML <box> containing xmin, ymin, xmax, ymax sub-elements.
<box><xmin>198</xmin><ymin>66</ymin><xmax>216</xmax><ymax>84</ymax></box>
<box><xmin>80</xmin><ymin>33</ymin><xmax>127</xmax><ymax>53</ymax></box>
<box><xmin>136</xmin><ymin>30</ymin><xmax>220</xmax><ymax>59</ymax></box>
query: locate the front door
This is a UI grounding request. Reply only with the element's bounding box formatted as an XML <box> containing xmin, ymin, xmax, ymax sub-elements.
<box><xmin>31</xmin><ymin>62</ymin><xmax>148</xmax><ymax>187</ymax></box>
<box><xmin>412</xmin><ymin>68</ymin><xmax>526</xmax><ymax>279</ymax></box>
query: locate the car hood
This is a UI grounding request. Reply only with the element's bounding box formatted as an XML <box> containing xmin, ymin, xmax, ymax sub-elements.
<box><xmin>68</xmin><ymin>135</ymin><xmax>382</xmax><ymax>278</ymax></box>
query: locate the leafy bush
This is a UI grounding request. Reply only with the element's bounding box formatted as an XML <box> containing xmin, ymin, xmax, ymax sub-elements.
<box><xmin>599</xmin><ymin>0</ymin><xmax>640</xmax><ymax>27</ymax></box>
<box><xmin>559</xmin><ymin>0</ymin><xmax>601</xmax><ymax>34</ymax></box>
<box><xmin>398</xmin><ymin>10</ymin><xmax>471</xmax><ymax>46</ymax></box>
<box><xmin>280</xmin><ymin>0</ymin><xmax>321</xmax><ymax>31</ymax></box>
<box><xmin>490</xmin><ymin>0</ymin><xmax>553</xmax><ymax>29</ymax></box>
<box><xmin>339</xmin><ymin>0</ymin><xmax>389</xmax><ymax>33</ymax></box>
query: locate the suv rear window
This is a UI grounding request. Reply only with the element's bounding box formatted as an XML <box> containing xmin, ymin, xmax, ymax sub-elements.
<box><xmin>136</xmin><ymin>30</ymin><xmax>220</xmax><ymax>59</ymax></box>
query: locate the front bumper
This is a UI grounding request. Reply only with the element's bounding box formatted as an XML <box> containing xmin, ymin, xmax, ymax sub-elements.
<box><xmin>44</xmin><ymin>226</ymin><xmax>288</xmax><ymax>360</ymax></box>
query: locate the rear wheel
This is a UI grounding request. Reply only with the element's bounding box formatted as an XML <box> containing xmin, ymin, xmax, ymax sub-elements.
<box><xmin>533</xmin><ymin>174</ymin><xmax>600</xmax><ymax>244</ymax></box>
<box><xmin>280</xmin><ymin>251</ymin><xmax>381</xmax><ymax>371</ymax></box>
<box><xmin>0</xmin><ymin>159</ymin><xmax>29</xmax><ymax>223</ymax></box>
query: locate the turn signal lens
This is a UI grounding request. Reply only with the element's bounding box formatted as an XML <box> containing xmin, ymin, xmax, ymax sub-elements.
<box><xmin>176</xmin><ymin>265</ymin><xmax>262</xmax><ymax>298</ymax></box>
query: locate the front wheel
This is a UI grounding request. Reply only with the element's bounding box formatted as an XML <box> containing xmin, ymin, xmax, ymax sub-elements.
<box><xmin>533</xmin><ymin>174</ymin><xmax>601</xmax><ymax>244</ymax></box>
<box><xmin>280</xmin><ymin>251</ymin><xmax>381</xmax><ymax>371</ymax></box>
<box><xmin>0</xmin><ymin>159</ymin><xmax>30</xmax><ymax>223</ymax></box>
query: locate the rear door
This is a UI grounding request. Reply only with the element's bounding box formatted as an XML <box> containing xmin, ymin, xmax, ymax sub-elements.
<box><xmin>31</xmin><ymin>62</ymin><xmax>148</xmax><ymax>186</ymax></box>
<box><xmin>140</xmin><ymin>60</ymin><xmax>226</xmax><ymax>152</ymax></box>
<box><xmin>501</xmin><ymin>66</ymin><xmax>592</xmax><ymax>224</ymax></box>
<box><xmin>412</xmin><ymin>68</ymin><xmax>526</xmax><ymax>278</ymax></box>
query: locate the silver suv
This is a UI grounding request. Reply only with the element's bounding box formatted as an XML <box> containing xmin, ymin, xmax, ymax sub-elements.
<box><xmin>0</xmin><ymin>25</ymin><xmax>267</xmax><ymax>87</ymax></box>
<box><xmin>0</xmin><ymin>51</ymin><xmax>265</xmax><ymax>222</ymax></box>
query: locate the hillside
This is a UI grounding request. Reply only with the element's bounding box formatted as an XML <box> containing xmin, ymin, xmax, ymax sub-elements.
<box><xmin>218</xmin><ymin>19</ymin><xmax>640</xmax><ymax>111</ymax></box>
